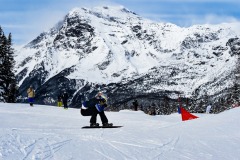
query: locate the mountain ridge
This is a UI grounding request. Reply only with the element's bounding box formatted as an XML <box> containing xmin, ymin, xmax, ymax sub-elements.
<box><xmin>14</xmin><ymin>5</ymin><xmax>240</xmax><ymax>113</ymax></box>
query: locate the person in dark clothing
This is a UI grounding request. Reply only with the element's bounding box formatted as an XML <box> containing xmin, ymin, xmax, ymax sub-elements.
<box><xmin>62</xmin><ymin>91</ymin><xmax>69</xmax><ymax>109</ymax></box>
<box><xmin>81</xmin><ymin>92</ymin><xmax>112</xmax><ymax>127</ymax></box>
<box><xmin>147</xmin><ymin>103</ymin><xmax>156</xmax><ymax>115</ymax></box>
<box><xmin>132</xmin><ymin>99</ymin><xmax>139</xmax><ymax>111</ymax></box>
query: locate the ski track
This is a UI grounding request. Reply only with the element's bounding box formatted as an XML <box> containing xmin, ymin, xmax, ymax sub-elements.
<box><xmin>86</xmin><ymin>135</ymin><xmax>181</xmax><ymax>160</ymax></box>
<box><xmin>151</xmin><ymin>137</ymin><xmax>180</xmax><ymax>159</ymax></box>
<box><xmin>107</xmin><ymin>141</ymin><xmax>134</xmax><ymax>160</ymax></box>
<box><xmin>22</xmin><ymin>138</ymin><xmax>40</xmax><ymax>160</ymax></box>
<box><xmin>107</xmin><ymin>137</ymin><xmax>180</xmax><ymax>160</ymax></box>
<box><xmin>0</xmin><ymin>128</ymin><xmax>72</xmax><ymax>160</ymax></box>
<box><xmin>29</xmin><ymin>138</ymin><xmax>71</xmax><ymax>160</ymax></box>
<box><xmin>94</xmin><ymin>149</ymin><xmax>115</xmax><ymax>160</ymax></box>
<box><xmin>0</xmin><ymin>119</ymin><xmax>185</xmax><ymax>160</ymax></box>
<box><xmin>1</xmin><ymin>104</ymin><xmax>240</xmax><ymax>160</ymax></box>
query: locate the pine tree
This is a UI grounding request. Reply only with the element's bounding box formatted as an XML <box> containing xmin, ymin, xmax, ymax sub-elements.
<box><xmin>0</xmin><ymin>26</ymin><xmax>16</xmax><ymax>102</ymax></box>
<box><xmin>232</xmin><ymin>55</ymin><xmax>240</xmax><ymax>105</ymax></box>
<box><xmin>0</xmin><ymin>26</ymin><xmax>5</xmax><ymax>101</ymax></box>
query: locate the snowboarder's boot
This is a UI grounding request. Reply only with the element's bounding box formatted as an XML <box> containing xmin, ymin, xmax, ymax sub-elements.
<box><xmin>90</xmin><ymin>123</ymin><xmax>99</xmax><ymax>127</ymax></box>
<box><xmin>102</xmin><ymin>123</ymin><xmax>113</xmax><ymax>127</ymax></box>
<box><xmin>30</xmin><ymin>103</ymin><xmax>33</xmax><ymax>107</ymax></box>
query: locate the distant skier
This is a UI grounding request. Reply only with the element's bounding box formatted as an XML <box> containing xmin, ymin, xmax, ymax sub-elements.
<box><xmin>81</xmin><ymin>91</ymin><xmax>112</xmax><ymax>127</ymax></box>
<box><xmin>149</xmin><ymin>103</ymin><xmax>156</xmax><ymax>115</ymax></box>
<box><xmin>27</xmin><ymin>85</ymin><xmax>35</xmax><ymax>106</ymax></box>
<box><xmin>62</xmin><ymin>90</ymin><xmax>69</xmax><ymax>109</ymax></box>
<box><xmin>132</xmin><ymin>99</ymin><xmax>138</xmax><ymax>111</ymax></box>
<box><xmin>206</xmin><ymin>104</ymin><xmax>212</xmax><ymax>114</ymax></box>
<box><xmin>57</xmin><ymin>92</ymin><xmax>62</xmax><ymax>107</ymax></box>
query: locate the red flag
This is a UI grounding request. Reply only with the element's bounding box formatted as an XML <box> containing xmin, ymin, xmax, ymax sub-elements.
<box><xmin>180</xmin><ymin>107</ymin><xmax>198</xmax><ymax>121</ymax></box>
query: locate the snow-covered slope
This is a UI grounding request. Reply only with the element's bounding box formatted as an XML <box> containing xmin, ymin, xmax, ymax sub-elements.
<box><xmin>0</xmin><ymin>103</ymin><xmax>240</xmax><ymax>160</ymax></box>
<box><xmin>14</xmin><ymin>5</ymin><xmax>240</xmax><ymax>110</ymax></box>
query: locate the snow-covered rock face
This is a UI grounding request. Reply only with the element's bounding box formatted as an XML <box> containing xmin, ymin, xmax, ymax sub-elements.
<box><xmin>14</xmin><ymin>6</ymin><xmax>240</xmax><ymax>111</ymax></box>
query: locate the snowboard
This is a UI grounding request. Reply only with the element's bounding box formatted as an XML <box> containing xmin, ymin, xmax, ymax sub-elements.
<box><xmin>82</xmin><ymin>126</ymin><xmax>123</xmax><ymax>129</ymax></box>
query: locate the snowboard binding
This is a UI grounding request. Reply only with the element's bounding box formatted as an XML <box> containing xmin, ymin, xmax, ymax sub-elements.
<box><xmin>102</xmin><ymin>123</ymin><xmax>113</xmax><ymax>127</ymax></box>
<box><xmin>90</xmin><ymin>123</ymin><xmax>100</xmax><ymax>127</ymax></box>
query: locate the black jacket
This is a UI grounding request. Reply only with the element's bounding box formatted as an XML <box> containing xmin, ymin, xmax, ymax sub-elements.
<box><xmin>62</xmin><ymin>92</ymin><xmax>69</xmax><ymax>102</ymax></box>
<box><xmin>84</xmin><ymin>97</ymin><xmax>107</xmax><ymax>108</ymax></box>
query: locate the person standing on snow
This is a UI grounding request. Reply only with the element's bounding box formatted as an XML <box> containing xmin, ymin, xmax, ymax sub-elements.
<box><xmin>206</xmin><ymin>104</ymin><xmax>212</xmax><ymax>114</ymax></box>
<box><xmin>57</xmin><ymin>92</ymin><xmax>62</xmax><ymax>107</ymax></box>
<box><xmin>132</xmin><ymin>99</ymin><xmax>139</xmax><ymax>111</ymax></box>
<box><xmin>27</xmin><ymin>85</ymin><xmax>35</xmax><ymax>106</ymax></box>
<box><xmin>81</xmin><ymin>91</ymin><xmax>112</xmax><ymax>127</ymax></box>
<box><xmin>62</xmin><ymin>90</ymin><xmax>69</xmax><ymax>109</ymax></box>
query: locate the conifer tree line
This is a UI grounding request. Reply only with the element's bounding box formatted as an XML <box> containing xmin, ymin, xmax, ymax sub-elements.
<box><xmin>0</xmin><ymin>26</ymin><xmax>17</xmax><ymax>102</ymax></box>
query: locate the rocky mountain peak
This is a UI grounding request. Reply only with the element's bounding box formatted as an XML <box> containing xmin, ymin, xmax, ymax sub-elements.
<box><xmin>14</xmin><ymin>5</ymin><xmax>240</xmax><ymax>113</ymax></box>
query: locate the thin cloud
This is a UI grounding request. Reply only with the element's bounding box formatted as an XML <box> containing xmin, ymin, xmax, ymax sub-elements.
<box><xmin>2</xmin><ymin>24</ymin><xmax>30</xmax><ymax>29</ymax></box>
<box><xmin>142</xmin><ymin>13</ymin><xmax>240</xmax><ymax>26</ymax></box>
<box><xmin>2</xmin><ymin>0</ymin><xmax>240</xmax><ymax>45</ymax></box>
<box><xmin>1</xmin><ymin>0</ymin><xmax>119</xmax><ymax>44</ymax></box>
<box><xmin>193</xmin><ymin>14</ymin><xmax>239</xmax><ymax>25</ymax></box>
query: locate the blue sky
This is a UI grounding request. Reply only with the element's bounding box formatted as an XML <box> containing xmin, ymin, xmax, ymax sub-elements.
<box><xmin>0</xmin><ymin>0</ymin><xmax>240</xmax><ymax>45</ymax></box>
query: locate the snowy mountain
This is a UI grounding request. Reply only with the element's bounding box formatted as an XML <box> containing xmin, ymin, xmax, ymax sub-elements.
<box><xmin>14</xmin><ymin>5</ymin><xmax>240</xmax><ymax>112</ymax></box>
<box><xmin>0</xmin><ymin>103</ymin><xmax>240</xmax><ymax>159</ymax></box>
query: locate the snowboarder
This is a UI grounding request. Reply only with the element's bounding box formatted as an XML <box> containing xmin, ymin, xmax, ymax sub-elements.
<box><xmin>81</xmin><ymin>91</ymin><xmax>112</xmax><ymax>127</ymax></box>
<box><xmin>57</xmin><ymin>92</ymin><xmax>62</xmax><ymax>107</ymax></box>
<box><xmin>62</xmin><ymin>90</ymin><xmax>69</xmax><ymax>109</ymax></box>
<box><xmin>206</xmin><ymin>104</ymin><xmax>212</xmax><ymax>114</ymax></box>
<box><xmin>27</xmin><ymin>85</ymin><xmax>35</xmax><ymax>106</ymax></box>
